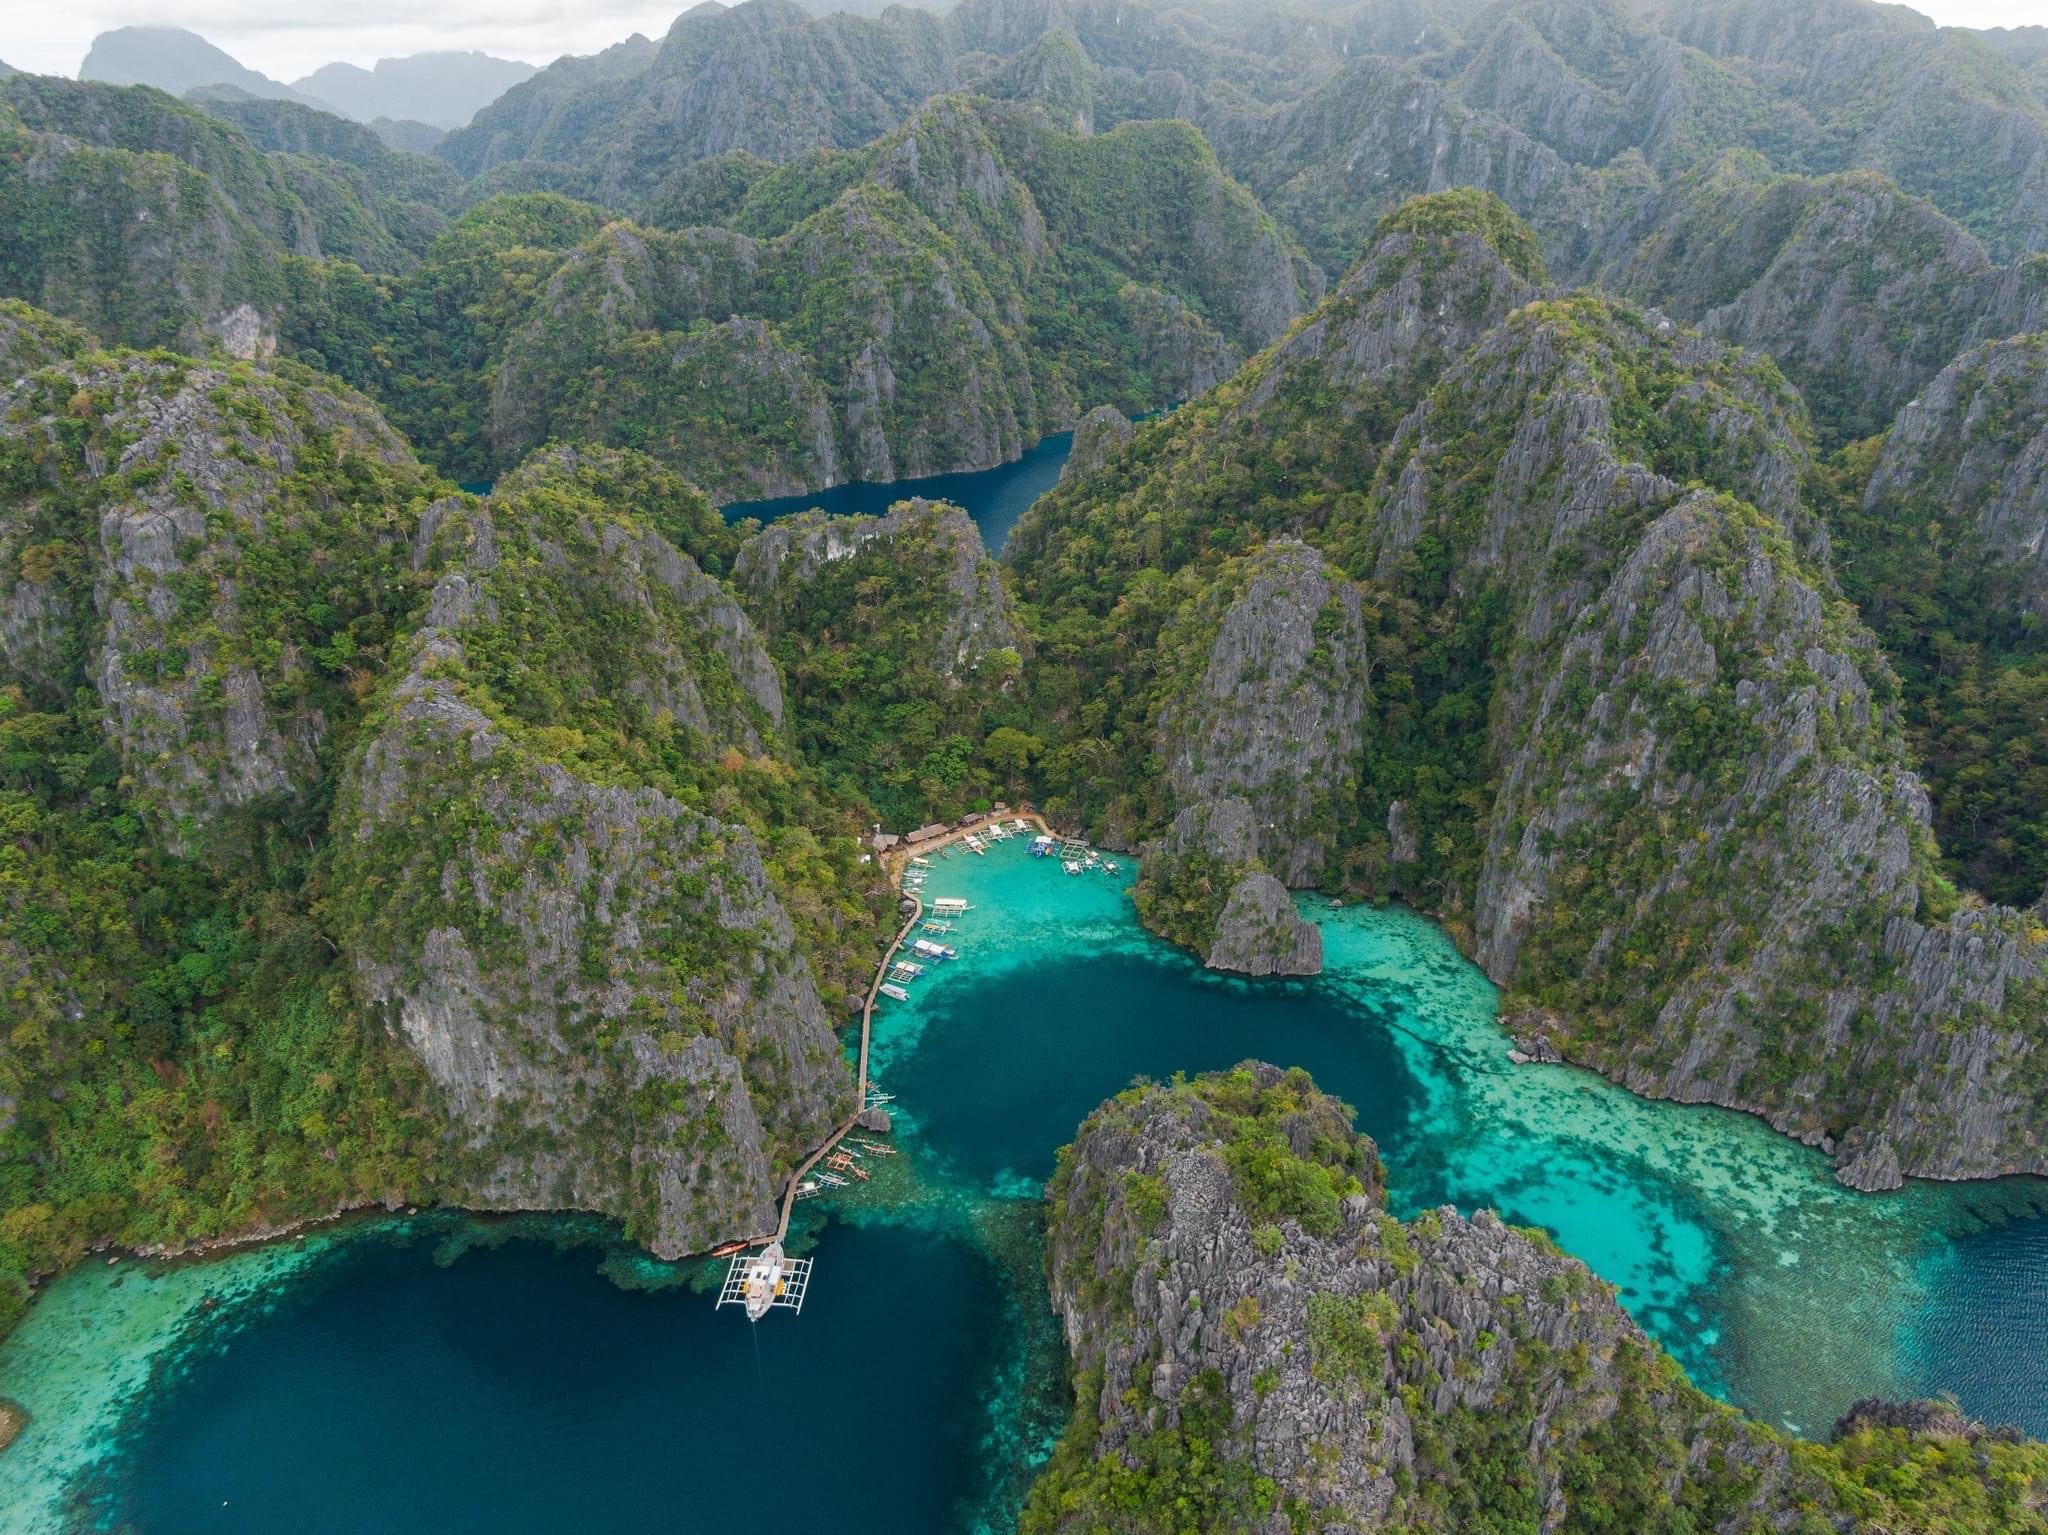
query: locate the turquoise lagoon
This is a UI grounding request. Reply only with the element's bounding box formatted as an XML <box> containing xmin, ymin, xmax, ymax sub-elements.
<box><xmin>2</xmin><ymin>836</ymin><xmax>2045</xmax><ymax>1532</ymax></box>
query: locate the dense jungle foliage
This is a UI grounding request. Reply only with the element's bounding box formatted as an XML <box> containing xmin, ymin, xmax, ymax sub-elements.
<box><xmin>1</xmin><ymin>2</ymin><xmax>2047</xmax><ymax>1519</ymax></box>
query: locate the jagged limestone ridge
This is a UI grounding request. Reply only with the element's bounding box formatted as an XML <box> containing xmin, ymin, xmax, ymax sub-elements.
<box><xmin>1018</xmin><ymin>192</ymin><xmax>1544</xmax><ymax>958</ymax></box>
<box><xmin>1604</xmin><ymin>151</ymin><xmax>2048</xmax><ymax>442</ymax></box>
<box><xmin>329</xmin><ymin>447</ymin><xmax>846</xmax><ymax>1256</ymax></box>
<box><xmin>0</xmin><ymin>75</ymin><xmax>457</xmax><ymax>355</ymax></box>
<box><xmin>1338</xmin><ymin>293</ymin><xmax>2046</xmax><ymax>1188</ymax></box>
<box><xmin>1013</xmin><ymin>193</ymin><xmax>2048</xmax><ymax>1185</ymax></box>
<box><xmin>1026</xmin><ymin>1064</ymin><xmax>2048</xmax><ymax>1532</ymax></box>
<box><xmin>1863</xmin><ymin>330</ymin><xmax>2048</xmax><ymax>620</ymax></box>
<box><xmin>483</xmin><ymin>94</ymin><xmax>1315</xmax><ymax>502</ymax></box>
<box><xmin>0</xmin><ymin>333</ymin><xmax>430</xmax><ymax>856</ymax></box>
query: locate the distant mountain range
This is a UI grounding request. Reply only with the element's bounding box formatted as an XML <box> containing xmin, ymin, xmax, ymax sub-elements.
<box><xmin>77</xmin><ymin>26</ymin><xmax>534</xmax><ymax>130</ymax></box>
<box><xmin>292</xmin><ymin>53</ymin><xmax>538</xmax><ymax>129</ymax></box>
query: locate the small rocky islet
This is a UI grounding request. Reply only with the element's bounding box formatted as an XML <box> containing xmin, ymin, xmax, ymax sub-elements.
<box><xmin>5</xmin><ymin>0</ymin><xmax>2048</xmax><ymax>1527</ymax></box>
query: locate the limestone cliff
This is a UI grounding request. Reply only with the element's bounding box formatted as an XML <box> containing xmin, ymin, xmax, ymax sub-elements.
<box><xmin>0</xmin><ymin>338</ymin><xmax>434</xmax><ymax>857</ymax></box>
<box><xmin>1013</xmin><ymin>193</ymin><xmax>2048</xmax><ymax>1186</ymax></box>
<box><xmin>1862</xmin><ymin>332</ymin><xmax>2048</xmax><ymax>621</ymax></box>
<box><xmin>330</xmin><ymin>447</ymin><xmax>850</xmax><ymax>1255</ymax></box>
<box><xmin>479</xmin><ymin>94</ymin><xmax>1314</xmax><ymax>502</ymax></box>
<box><xmin>1606</xmin><ymin>153</ymin><xmax>2048</xmax><ymax>442</ymax></box>
<box><xmin>1058</xmin><ymin>404</ymin><xmax>1132</xmax><ymax>484</ymax></box>
<box><xmin>1025</xmin><ymin>1066</ymin><xmax>2048</xmax><ymax>1532</ymax></box>
<box><xmin>1355</xmin><ymin>298</ymin><xmax>2047</xmax><ymax>1188</ymax></box>
<box><xmin>736</xmin><ymin>497</ymin><xmax>1016</xmax><ymax>674</ymax></box>
<box><xmin>1024</xmin><ymin>193</ymin><xmax>1540</xmax><ymax>970</ymax></box>
<box><xmin>1133</xmin><ymin>540</ymin><xmax>1371</xmax><ymax>966</ymax></box>
<box><xmin>733</xmin><ymin>498</ymin><xmax>1021</xmax><ymax>823</ymax></box>
<box><xmin>1203</xmin><ymin>874</ymin><xmax>1322</xmax><ymax>977</ymax></box>
<box><xmin>0</xmin><ymin>75</ymin><xmax>452</xmax><ymax>354</ymax></box>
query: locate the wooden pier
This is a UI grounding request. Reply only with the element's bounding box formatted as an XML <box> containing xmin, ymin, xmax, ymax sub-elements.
<box><xmin>731</xmin><ymin>808</ymin><xmax>1059</xmax><ymax>1256</ymax></box>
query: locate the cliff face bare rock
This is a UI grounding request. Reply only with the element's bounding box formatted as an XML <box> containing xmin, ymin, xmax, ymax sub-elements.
<box><xmin>1355</xmin><ymin>298</ymin><xmax>2048</xmax><ymax>1187</ymax></box>
<box><xmin>0</xmin><ymin>345</ymin><xmax>429</xmax><ymax>856</ymax></box>
<box><xmin>1016</xmin><ymin>190</ymin><xmax>2048</xmax><ymax>1186</ymax></box>
<box><xmin>1028</xmin><ymin>1066</ymin><xmax>1850</xmax><ymax>1532</ymax></box>
<box><xmin>1205</xmin><ymin>874</ymin><xmax>1322</xmax><ymax>977</ymax></box>
<box><xmin>1157</xmin><ymin>540</ymin><xmax>1371</xmax><ymax>887</ymax></box>
<box><xmin>1608</xmin><ymin>153</ymin><xmax>2048</xmax><ymax>442</ymax></box>
<box><xmin>332</xmin><ymin>449</ymin><xmax>847</xmax><ymax>1256</ymax></box>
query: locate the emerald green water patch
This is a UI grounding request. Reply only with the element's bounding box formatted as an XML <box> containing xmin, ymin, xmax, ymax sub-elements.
<box><xmin>0</xmin><ymin>1226</ymin><xmax>349</xmax><ymax>1535</ymax></box>
<box><xmin>5</xmin><ymin>835</ymin><xmax>2046</xmax><ymax>1531</ymax></box>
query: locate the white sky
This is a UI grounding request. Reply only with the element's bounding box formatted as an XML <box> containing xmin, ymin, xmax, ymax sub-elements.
<box><xmin>0</xmin><ymin>0</ymin><xmax>2041</xmax><ymax>83</ymax></box>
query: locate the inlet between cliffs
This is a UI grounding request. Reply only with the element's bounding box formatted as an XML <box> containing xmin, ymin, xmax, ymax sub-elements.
<box><xmin>2</xmin><ymin>836</ymin><xmax>2044</xmax><ymax>1533</ymax></box>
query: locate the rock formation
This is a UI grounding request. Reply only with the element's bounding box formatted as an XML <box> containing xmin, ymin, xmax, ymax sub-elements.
<box><xmin>0</xmin><ymin>340</ymin><xmax>432</xmax><ymax>856</ymax></box>
<box><xmin>1027</xmin><ymin>1065</ymin><xmax>2048</xmax><ymax>1530</ymax></box>
<box><xmin>331</xmin><ymin>448</ymin><xmax>849</xmax><ymax>1255</ymax></box>
<box><xmin>1862</xmin><ymin>332</ymin><xmax>2048</xmax><ymax>619</ymax></box>
<box><xmin>1011</xmin><ymin>192</ymin><xmax>2048</xmax><ymax>1185</ymax></box>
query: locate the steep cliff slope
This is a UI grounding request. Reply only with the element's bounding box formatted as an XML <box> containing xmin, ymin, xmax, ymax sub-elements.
<box><xmin>1014</xmin><ymin>191</ymin><xmax>1541</xmax><ymax>897</ymax></box>
<box><xmin>329</xmin><ymin>447</ymin><xmax>869</xmax><ymax>1255</ymax></box>
<box><xmin>0</xmin><ymin>319</ymin><xmax>451</xmax><ymax>1331</ymax></box>
<box><xmin>1832</xmin><ymin>333</ymin><xmax>2048</xmax><ymax>907</ymax></box>
<box><xmin>1605</xmin><ymin>152</ymin><xmax>2048</xmax><ymax>442</ymax></box>
<box><xmin>0</xmin><ymin>323</ymin><xmax>888</xmax><ymax>1336</ymax></box>
<box><xmin>1025</xmin><ymin>1065</ymin><xmax>2048</xmax><ymax>1533</ymax></box>
<box><xmin>0</xmin><ymin>76</ymin><xmax>457</xmax><ymax>356</ymax></box>
<box><xmin>733</xmin><ymin>497</ymin><xmax>1023</xmax><ymax>822</ymax></box>
<box><xmin>484</xmin><ymin>96</ymin><xmax>1315</xmax><ymax>500</ymax></box>
<box><xmin>1011</xmin><ymin>193</ymin><xmax>2048</xmax><ymax>1187</ymax></box>
<box><xmin>0</xmin><ymin>323</ymin><xmax>435</xmax><ymax>855</ymax></box>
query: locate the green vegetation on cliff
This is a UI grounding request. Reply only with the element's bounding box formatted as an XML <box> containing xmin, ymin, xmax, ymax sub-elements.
<box><xmin>1010</xmin><ymin>192</ymin><xmax>2046</xmax><ymax>1188</ymax></box>
<box><xmin>0</xmin><ymin>321</ymin><xmax>889</xmax><ymax>1326</ymax></box>
<box><xmin>0</xmin><ymin>334</ymin><xmax>453</xmax><ymax>1332</ymax></box>
<box><xmin>1025</xmin><ymin>1066</ymin><xmax>2048</xmax><ymax>1533</ymax></box>
<box><xmin>733</xmin><ymin>499</ymin><xmax>1030</xmax><ymax>826</ymax></box>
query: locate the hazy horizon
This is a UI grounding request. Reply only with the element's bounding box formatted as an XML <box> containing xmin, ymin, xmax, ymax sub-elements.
<box><xmin>3</xmin><ymin>0</ymin><xmax>2043</xmax><ymax>84</ymax></box>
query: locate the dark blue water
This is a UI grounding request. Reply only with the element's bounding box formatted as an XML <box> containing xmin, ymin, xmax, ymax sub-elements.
<box><xmin>13</xmin><ymin>845</ymin><xmax>2046</xmax><ymax>1533</ymax></box>
<box><xmin>112</xmin><ymin>1220</ymin><xmax>1016</xmax><ymax>1535</ymax></box>
<box><xmin>888</xmin><ymin>951</ymin><xmax>1418</xmax><ymax>1194</ymax></box>
<box><xmin>721</xmin><ymin>434</ymin><xmax>1073</xmax><ymax>553</ymax></box>
<box><xmin>1908</xmin><ymin>1204</ymin><xmax>2048</xmax><ymax>1433</ymax></box>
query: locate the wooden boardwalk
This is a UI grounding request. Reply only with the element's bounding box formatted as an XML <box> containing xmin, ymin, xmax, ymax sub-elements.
<box><xmin>739</xmin><ymin>810</ymin><xmax>1057</xmax><ymax>1250</ymax></box>
<box><xmin>762</xmin><ymin>894</ymin><xmax>924</xmax><ymax>1244</ymax></box>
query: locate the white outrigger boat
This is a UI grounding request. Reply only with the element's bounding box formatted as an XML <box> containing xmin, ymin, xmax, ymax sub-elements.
<box><xmin>717</xmin><ymin>1240</ymin><xmax>812</xmax><ymax>1319</ymax></box>
<box><xmin>932</xmin><ymin>898</ymin><xmax>970</xmax><ymax>916</ymax></box>
<box><xmin>911</xmin><ymin>938</ymin><xmax>957</xmax><ymax>961</ymax></box>
<box><xmin>879</xmin><ymin>982</ymin><xmax>911</xmax><ymax>1002</ymax></box>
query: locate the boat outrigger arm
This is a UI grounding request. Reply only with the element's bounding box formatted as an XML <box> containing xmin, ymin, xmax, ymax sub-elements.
<box><xmin>716</xmin><ymin>1240</ymin><xmax>812</xmax><ymax>1319</ymax></box>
